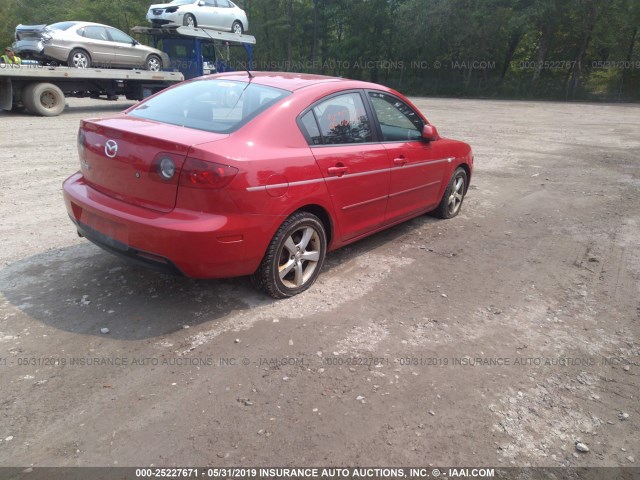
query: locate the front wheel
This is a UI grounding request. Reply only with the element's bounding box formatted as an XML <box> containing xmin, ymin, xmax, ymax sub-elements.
<box><xmin>231</xmin><ymin>21</ymin><xmax>243</xmax><ymax>34</ymax></box>
<box><xmin>183</xmin><ymin>14</ymin><xmax>197</xmax><ymax>27</ymax></box>
<box><xmin>433</xmin><ymin>167</ymin><xmax>468</xmax><ymax>219</ymax></box>
<box><xmin>145</xmin><ymin>54</ymin><xmax>162</xmax><ymax>71</ymax></box>
<box><xmin>252</xmin><ymin>212</ymin><xmax>327</xmax><ymax>298</ymax></box>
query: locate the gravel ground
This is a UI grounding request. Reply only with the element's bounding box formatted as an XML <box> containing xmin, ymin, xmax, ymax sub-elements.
<box><xmin>0</xmin><ymin>96</ymin><xmax>638</xmax><ymax>470</ymax></box>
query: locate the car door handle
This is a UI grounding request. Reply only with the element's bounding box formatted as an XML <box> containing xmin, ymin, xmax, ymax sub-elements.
<box><xmin>393</xmin><ymin>156</ymin><xmax>407</xmax><ymax>166</ymax></box>
<box><xmin>328</xmin><ymin>166</ymin><xmax>349</xmax><ymax>176</ymax></box>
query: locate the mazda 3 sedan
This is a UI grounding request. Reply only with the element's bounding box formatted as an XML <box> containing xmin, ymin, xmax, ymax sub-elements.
<box><xmin>147</xmin><ymin>0</ymin><xmax>248</xmax><ymax>33</ymax></box>
<box><xmin>63</xmin><ymin>73</ymin><xmax>473</xmax><ymax>297</ymax></box>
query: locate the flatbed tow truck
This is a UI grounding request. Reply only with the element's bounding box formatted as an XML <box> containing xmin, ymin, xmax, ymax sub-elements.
<box><xmin>0</xmin><ymin>25</ymin><xmax>255</xmax><ymax>116</ymax></box>
<box><xmin>0</xmin><ymin>64</ymin><xmax>184</xmax><ymax>116</ymax></box>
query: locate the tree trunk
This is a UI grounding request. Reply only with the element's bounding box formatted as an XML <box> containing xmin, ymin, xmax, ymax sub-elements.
<box><xmin>566</xmin><ymin>2</ymin><xmax>598</xmax><ymax>99</ymax></box>
<box><xmin>620</xmin><ymin>26</ymin><xmax>638</xmax><ymax>98</ymax></box>
<box><xmin>310</xmin><ymin>0</ymin><xmax>318</xmax><ymax>71</ymax></box>
<box><xmin>498</xmin><ymin>31</ymin><xmax>522</xmax><ymax>86</ymax></box>
<box><xmin>531</xmin><ymin>24</ymin><xmax>552</xmax><ymax>90</ymax></box>
<box><xmin>286</xmin><ymin>0</ymin><xmax>293</xmax><ymax>70</ymax></box>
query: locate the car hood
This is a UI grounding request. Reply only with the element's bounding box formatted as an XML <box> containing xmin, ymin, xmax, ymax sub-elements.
<box><xmin>148</xmin><ymin>3</ymin><xmax>182</xmax><ymax>8</ymax></box>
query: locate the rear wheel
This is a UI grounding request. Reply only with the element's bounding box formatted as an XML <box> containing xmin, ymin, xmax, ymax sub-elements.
<box><xmin>433</xmin><ymin>167</ymin><xmax>468</xmax><ymax>219</ymax></box>
<box><xmin>68</xmin><ymin>49</ymin><xmax>91</xmax><ymax>68</ymax></box>
<box><xmin>22</xmin><ymin>83</ymin><xmax>66</xmax><ymax>117</ymax></box>
<box><xmin>231</xmin><ymin>21</ymin><xmax>243</xmax><ymax>34</ymax></box>
<box><xmin>183</xmin><ymin>14</ymin><xmax>197</xmax><ymax>27</ymax></box>
<box><xmin>252</xmin><ymin>212</ymin><xmax>327</xmax><ymax>298</ymax></box>
<box><xmin>145</xmin><ymin>54</ymin><xmax>162</xmax><ymax>71</ymax></box>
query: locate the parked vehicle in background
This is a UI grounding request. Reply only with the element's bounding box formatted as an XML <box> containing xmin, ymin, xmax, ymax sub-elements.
<box><xmin>13</xmin><ymin>21</ymin><xmax>170</xmax><ymax>70</ymax></box>
<box><xmin>63</xmin><ymin>73</ymin><xmax>473</xmax><ymax>298</ymax></box>
<box><xmin>147</xmin><ymin>0</ymin><xmax>248</xmax><ymax>33</ymax></box>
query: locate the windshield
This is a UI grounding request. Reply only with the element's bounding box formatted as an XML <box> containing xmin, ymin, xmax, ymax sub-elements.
<box><xmin>169</xmin><ymin>0</ymin><xmax>196</xmax><ymax>5</ymax></box>
<box><xmin>129</xmin><ymin>79</ymin><xmax>291</xmax><ymax>134</ymax></box>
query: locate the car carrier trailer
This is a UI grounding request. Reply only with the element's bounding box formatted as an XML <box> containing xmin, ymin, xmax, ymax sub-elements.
<box><xmin>131</xmin><ymin>26</ymin><xmax>255</xmax><ymax>79</ymax></box>
<box><xmin>0</xmin><ymin>65</ymin><xmax>183</xmax><ymax>116</ymax></box>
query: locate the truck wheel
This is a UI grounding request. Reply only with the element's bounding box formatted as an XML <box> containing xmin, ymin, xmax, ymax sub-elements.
<box><xmin>231</xmin><ymin>21</ymin><xmax>243</xmax><ymax>34</ymax></box>
<box><xmin>68</xmin><ymin>49</ymin><xmax>91</xmax><ymax>68</ymax></box>
<box><xmin>23</xmin><ymin>83</ymin><xmax>66</xmax><ymax>117</ymax></box>
<box><xmin>145</xmin><ymin>55</ymin><xmax>162</xmax><ymax>71</ymax></box>
<box><xmin>183</xmin><ymin>14</ymin><xmax>197</xmax><ymax>27</ymax></box>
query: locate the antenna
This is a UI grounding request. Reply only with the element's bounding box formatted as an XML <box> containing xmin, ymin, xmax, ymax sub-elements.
<box><xmin>194</xmin><ymin>26</ymin><xmax>253</xmax><ymax>79</ymax></box>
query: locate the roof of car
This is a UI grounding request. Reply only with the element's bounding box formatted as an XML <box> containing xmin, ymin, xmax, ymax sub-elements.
<box><xmin>210</xmin><ymin>71</ymin><xmax>383</xmax><ymax>92</ymax></box>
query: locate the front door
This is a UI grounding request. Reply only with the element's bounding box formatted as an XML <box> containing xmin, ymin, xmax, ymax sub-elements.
<box><xmin>198</xmin><ymin>0</ymin><xmax>220</xmax><ymax>28</ymax></box>
<box><xmin>301</xmin><ymin>92</ymin><xmax>391</xmax><ymax>242</ymax></box>
<box><xmin>107</xmin><ymin>28</ymin><xmax>142</xmax><ymax>68</ymax></box>
<box><xmin>367</xmin><ymin>91</ymin><xmax>449</xmax><ymax>221</ymax></box>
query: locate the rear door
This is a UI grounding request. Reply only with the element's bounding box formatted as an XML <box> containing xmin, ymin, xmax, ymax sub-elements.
<box><xmin>300</xmin><ymin>91</ymin><xmax>391</xmax><ymax>242</ymax></box>
<box><xmin>367</xmin><ymin>91</ymin><xmax>449</xmax><ymax>221</ymax></box>
<box><xmin>76</xmin><ymin>25</ymin><xmax>115</xmax><ymax>67</ymax></box>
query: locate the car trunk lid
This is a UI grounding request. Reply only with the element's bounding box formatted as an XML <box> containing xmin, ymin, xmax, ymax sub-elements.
<box><xmin>15</xmin><ymin>24</ymin><xmax>47</xmax><ymax>41</ymax></box>
<box><xmin>79</xmin><ymin>115</ymin><xmax>227</xmax><ymax>212</ymax></box>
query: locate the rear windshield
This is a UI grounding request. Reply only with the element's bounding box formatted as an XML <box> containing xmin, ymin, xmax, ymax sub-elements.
<box><xmin>129</xmin><ymin>79</ymin><xmax>291</xmax><ymax>134</ymax></box>
<box><xmin>48</xmin><ymin>22</ymin><xmax>78</xmax><ymax>31</ymax></box>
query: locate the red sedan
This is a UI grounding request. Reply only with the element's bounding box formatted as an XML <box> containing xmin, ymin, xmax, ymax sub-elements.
<box><xmin>63</xmin><ymin>72</ymin><xmax>473</xmax><ymax>297</ymax></box>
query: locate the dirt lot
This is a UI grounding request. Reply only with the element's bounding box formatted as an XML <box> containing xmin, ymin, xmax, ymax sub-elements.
<box><xmin>0</xmin><ymin>97</ymin><xmax>638</xmax><ymax>471</ymax></box>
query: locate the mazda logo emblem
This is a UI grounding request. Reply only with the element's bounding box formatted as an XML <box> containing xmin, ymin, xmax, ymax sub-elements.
<box><xmin>105</xmin><ymin>140</ymin><xmax>118</xmax><ymax>158</ymax></box>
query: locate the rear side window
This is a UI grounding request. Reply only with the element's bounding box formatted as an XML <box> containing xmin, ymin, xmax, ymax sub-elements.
<box><xmin>82</xmin><ymin>26</ymin><xmax>109</xmax><ymax>41</ymax></box>
<box><xmin>303</xmin><ymin>92</ymin><xmax>372</xmax><ymax>145</ymax></box>
<box><xmin>299</xmin><ymin>111</ymin><xmax>322</xmax><ymax>145</ymax></box>
<box><xmin>129</xmin><ymin>79</ymin><xmax>291</xmax><ymax>134</ymax></box>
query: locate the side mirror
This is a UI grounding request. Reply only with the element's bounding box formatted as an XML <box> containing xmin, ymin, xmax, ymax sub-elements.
<box><xmin>131</xmin><ymin>39</ymin><xmax>139</xmax><ymax>46</ymax></box>
<box><xmin>198</xmin><ymin>0</ymin><xmax>205</xmax><ymax>5</ymax></box>
<box><xmin>422</xmin><ymin>124</ymin><xmax>439</xmax><ymax>141</ymax></box>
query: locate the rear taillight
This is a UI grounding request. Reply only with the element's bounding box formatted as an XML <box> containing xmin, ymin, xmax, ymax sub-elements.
<box><xmin>77</xmin><ymin>130</ymin><xmax>86</xmax><ymax>165</ymax></box>
<box><xmin>149</xmin><ymin>153</ymin><xmax>183</xmax><ymax>185</ymax></box>
<box><xmin>179</xmin><ymin>158</ymin><xmax>238</xmax><ymax>190</ymax></box>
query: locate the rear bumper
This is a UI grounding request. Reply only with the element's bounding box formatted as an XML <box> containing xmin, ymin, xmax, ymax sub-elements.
<box><xmin>63</xmin><ymin>172</ymin><xmax>279</xmax><ymax>279</ymax></box>
<box><xmin>12</xmin><ymin>39</ymin><xmax>44</xmax><ymax>56</ymax></box>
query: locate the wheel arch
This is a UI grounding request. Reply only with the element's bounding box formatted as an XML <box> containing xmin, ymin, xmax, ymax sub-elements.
<box><xmin>457</xmin><ymin>162</ymin><xmax>472</xmax><ymax>193</ymax></box>
<box><xmin>292</xmin><ymin>204</ymin><xmax>334</xmax><ymax>248</ymax></box>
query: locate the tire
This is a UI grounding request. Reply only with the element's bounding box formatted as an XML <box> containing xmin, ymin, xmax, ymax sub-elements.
<box><xmin>68</xmin><ymin>49</ymin><xmax>91</xmax><ymax>68</ymax></box>
<box><xmin>22</xmin><ymin>83</ymin><xmax>65</xmax><ymax>117</ymax></box>
<box><xmin>183</xmin><ymin>14</ymin><xmax>197</xmax><ymax>27</ymax></box>
<box><xmin>21</xmin><ymin>83</ymin><xmax>38</xmax><ymax>114</ymax></box>
<box><xmin>231</xmin><ymin>21</ymin><xmax>243</xmax><ymax>34</ymax></box>
<box><xmin>433</xmin><ymin>167</ymin><xmax>468</xmax><ymax>219</ymax></box>
<box><xmin>252</xmin><ymin>212</ymin><xmax>327</xmax><ymax>298</ymax></box>
<box><xmin>145</xmin><ymin>54</ymin><xmax>162</xmax><ymax>71</ymax></box>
